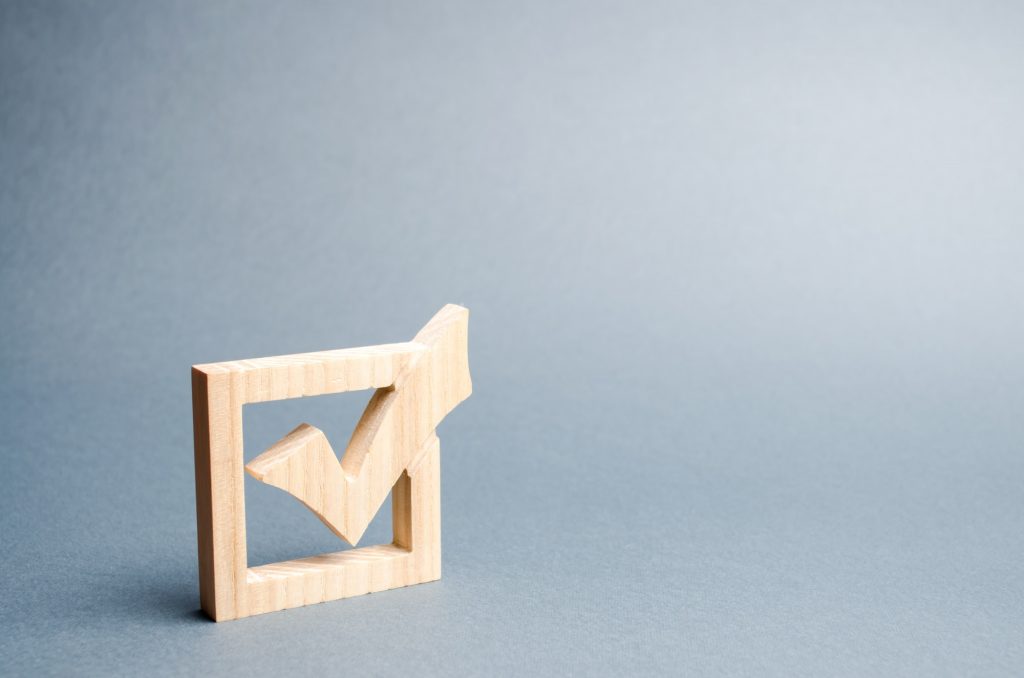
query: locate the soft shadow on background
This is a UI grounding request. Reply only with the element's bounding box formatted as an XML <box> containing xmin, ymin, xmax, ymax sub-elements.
<box><xmin>1</xmin><ymin>1</ymin><xmax>1022</xmax><ymax>675</ymax></box>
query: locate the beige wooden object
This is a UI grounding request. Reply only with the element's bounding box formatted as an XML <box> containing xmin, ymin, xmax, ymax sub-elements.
<box><xmin>191</xmin><ymin>304</ymin><xmax>471</xmax><ymax>621</ymax></box>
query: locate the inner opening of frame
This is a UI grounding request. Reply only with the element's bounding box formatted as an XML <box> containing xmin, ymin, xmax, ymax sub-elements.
<box><xmin>242</xmin><ymin>389</ymin><xmax>395</xmax><ymax>567</ymax></box>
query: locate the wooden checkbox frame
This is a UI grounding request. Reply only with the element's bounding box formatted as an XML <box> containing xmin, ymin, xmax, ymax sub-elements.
<box><xmin>191</xmin><ymin>305</ymin><xmax>471</xmax><ymax>621</ymax></box>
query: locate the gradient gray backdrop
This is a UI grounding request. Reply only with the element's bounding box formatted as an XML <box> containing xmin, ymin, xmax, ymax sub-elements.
<box><xmin>2</xmin><ymin>1</ymin><xmax>1022</xmax><ymax>675</ymax></box>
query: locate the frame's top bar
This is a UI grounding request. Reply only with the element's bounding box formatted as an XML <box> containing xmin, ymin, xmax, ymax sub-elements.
<box><xmin>192</xmin><ymin>341</ymin><xmax>428</xmax><ymax>403</ymax></box>
<box><xmin>193</xmin><ymin>341</ymin><xmax>425</xmax><ymax>375</ymax></box>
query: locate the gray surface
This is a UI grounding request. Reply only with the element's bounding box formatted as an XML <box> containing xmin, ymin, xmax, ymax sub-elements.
<box><xmin>2</xmin><ymin>1</ymin><xmax>1023</xmax><ymax>675</ymax></box>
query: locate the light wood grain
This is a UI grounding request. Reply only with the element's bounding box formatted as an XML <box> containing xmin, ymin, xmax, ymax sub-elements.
<box><xmin>192</xmin><ymin>304</ymin><xmax>470</xmax><ymax>621</ymax></box>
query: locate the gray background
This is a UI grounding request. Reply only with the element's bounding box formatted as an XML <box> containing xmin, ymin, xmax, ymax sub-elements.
<box><xmin>1</xmin><ymin>1</ymin><xmax>1022</xmax><ymax>675</ymax></box>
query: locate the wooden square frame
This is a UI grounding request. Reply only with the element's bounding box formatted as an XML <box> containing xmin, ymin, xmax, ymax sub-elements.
<box><xmin>191</xmin><ymin>305</ymin><xmax>471</xmax><ymax>621</ymax></box>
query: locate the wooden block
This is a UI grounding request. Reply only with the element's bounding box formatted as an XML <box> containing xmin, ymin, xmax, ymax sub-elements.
<box><xmin>191</xmin><ymin>304</ymin><xmax>471</xmax><ymax>621</ymax></box>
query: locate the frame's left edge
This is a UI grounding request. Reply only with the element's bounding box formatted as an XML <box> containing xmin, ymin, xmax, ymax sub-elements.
<box><xmin>191</xmin><ymin>367</ymin><xmax>220</xmax><ymax>620</ymax></box>
<box><xmin>192</xmin><ymin>365</ymin><xmax>249</xmax><ymax>622</ymax></box>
